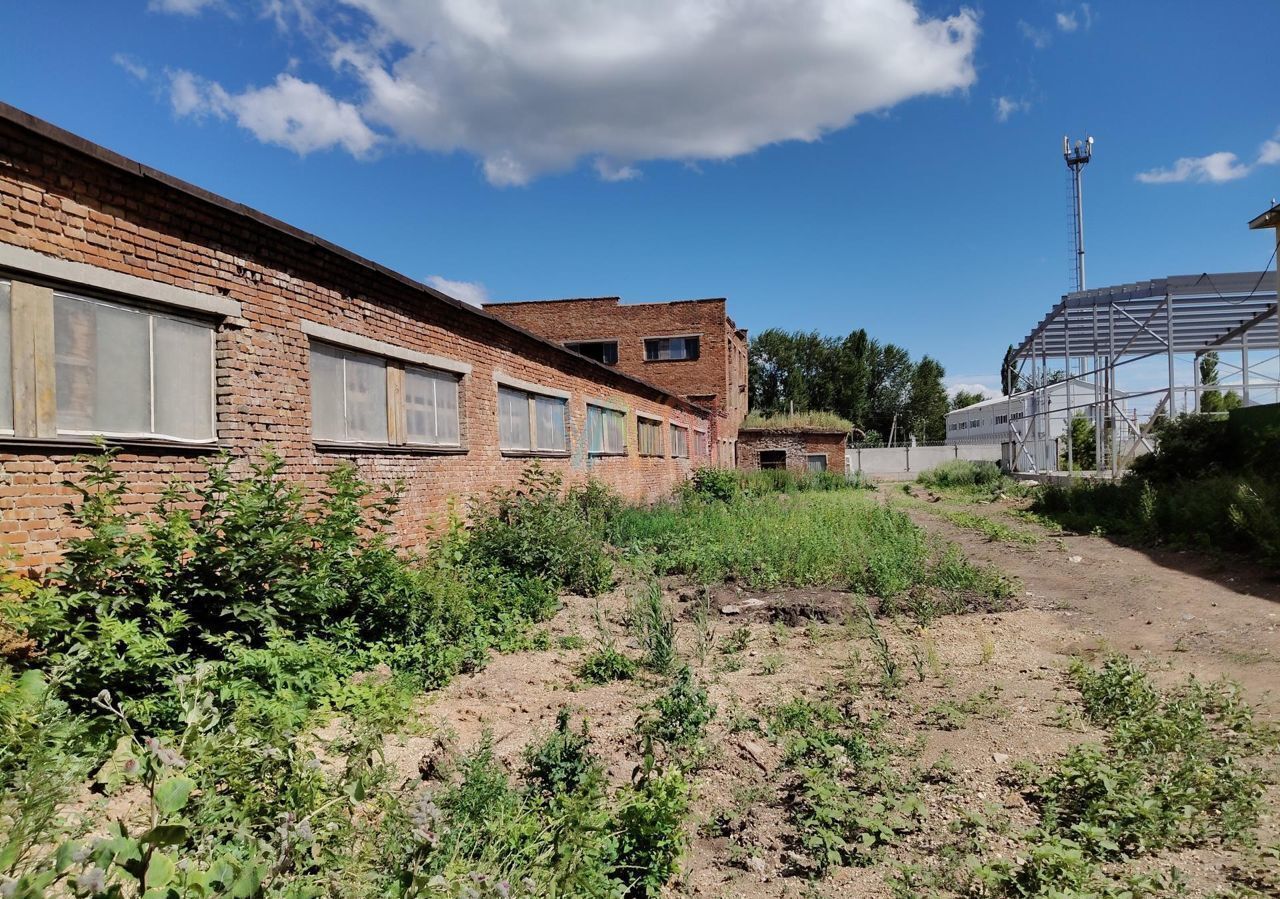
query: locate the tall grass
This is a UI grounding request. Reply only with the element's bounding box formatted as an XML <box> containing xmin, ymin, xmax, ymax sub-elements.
<box><xmin>610</xmin><ymin>490</ymin><xmax>1013</xmax><ymax>602</ymax></box>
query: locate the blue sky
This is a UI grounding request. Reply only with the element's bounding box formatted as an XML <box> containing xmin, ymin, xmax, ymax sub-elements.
<box><xmin>1</xmin><ymin>0</ymin><xmax>1277</xmax><ymax>398</ymax></box>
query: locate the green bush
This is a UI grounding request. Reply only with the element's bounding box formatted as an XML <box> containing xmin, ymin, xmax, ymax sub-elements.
<box><xmin>1034</xmin><ymin>658</ymin><xmax>1272</xmax><ymax>860</ymax></box>
<box><xmin>576</xmin><ymin>646</ymin><xmax>638</xmax><ymax>684</ymax></box>
<box><xmin>688</xmin><ymin>467</ymin><xmax>739</xmax><ymax>502</ymax></box>
<box><xmin>640</xmin><ymin>666</ymin><xmax>714</xmax><ymax>751</ymax></box>
<box><xmin>1</xmin><ymin>452</ymin><xmax>563</xmax><ymax>730</ymax></box>
<box><xmin>468</xmin><ymin>464</ymin><xmax>615</xmax><ymax>596</ymax></box>
<box><xmin>916</xmin><ymin>459</ymin><xmax>1003</xmax><ymax>491</ymax></box>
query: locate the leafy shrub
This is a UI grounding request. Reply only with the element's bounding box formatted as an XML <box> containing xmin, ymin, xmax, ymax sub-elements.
<box><xmin>763</xmin><ymin>694</ymin><xmax>920</xmax><ymax>873</ymax></box>
<box><xmin>576</xmin><ymin>646</ymin><xmax>637</xmax><ymax>684</ymax></box>
<box><xmin>688</xmin><ymin>467</ymin><xmax>739</xmax><ymax>502</ymax></box>
<box><xmin>468</xmin><ymin>464</ymin><xmax>614</xmax><ymax>596</ymax></box>
<box><xmin>1034</xmin><ymin>657</ymin><xmax>1272</xmax><ymax>860</ymax></box>
<box><xmin>640</xmin><ymin>667</ymin><xmax>713</xmax><ymax>751</ymax></box>
<box><xmin>1</xmin><ymin>452</ymin><xmax>562</xmax><ymax>731</ymax></box>
<box><xmin>523</xmin><ymin>708</ymin><xmax>603</xmax><ymax>799</ymax></box>
<box><xmin>916</xmin><ymin>459</ymin><xmax>1003</xmax><ymax>491</ymax></box>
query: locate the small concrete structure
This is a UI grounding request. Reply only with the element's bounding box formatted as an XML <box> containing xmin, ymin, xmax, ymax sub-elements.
<box><xmin>736</xmin><ymin>427</ymin><xmax>848</xmax><ymax>476</ymax></box>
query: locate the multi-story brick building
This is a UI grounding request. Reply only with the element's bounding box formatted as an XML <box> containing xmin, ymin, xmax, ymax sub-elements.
<box><xmin>0</xmin><ymin>103</ymin><xmax>715</xmax><ymax>570</ymax></box>
<box><xmin>484</xmin><ymin>297</ymin><xmax>748</xmax><ymax>465</ymax></box>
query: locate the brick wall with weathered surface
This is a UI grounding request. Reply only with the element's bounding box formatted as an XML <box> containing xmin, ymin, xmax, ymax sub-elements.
<box><xmin>736</xmin><ymin>430</ymin><xmax>848</xmax><ymax>476</ymax></box>
<box><xmin>0</xmin><ymin>108</ymin><xmax>711</xmax><ymax>570</ymax></box>
<box><xmin>484</xmin><ymin>297</ymin><xmax>748</xmax><ymax>459</ymax></box>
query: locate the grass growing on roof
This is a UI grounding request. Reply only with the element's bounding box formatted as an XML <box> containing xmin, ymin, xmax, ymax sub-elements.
<box><xmin>740</xmin><ymin>411</ymin><xmax>853</xmax><ymax>431</ymax></box>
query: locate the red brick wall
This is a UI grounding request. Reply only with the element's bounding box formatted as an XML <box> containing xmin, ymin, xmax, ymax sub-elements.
<box><xmin>0</xmin><ymin>115</ymin><xmax>712</xmax><ymax>570</ymax></box>
<box><xmin>484</xmin><ymin>298</ymin><xmax>749</xmax><ymax>455</ymax></box>
<box><xmin>736</xmin><ymin>431</ymin><xmax>848</xmax><ymax>476</ymax></box>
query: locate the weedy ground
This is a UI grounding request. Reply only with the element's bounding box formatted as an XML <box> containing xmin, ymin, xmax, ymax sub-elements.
<box><xmin>3</xmin><ymin>459</ymin><xmax>1278</xmax><ymax>898</ymax></box>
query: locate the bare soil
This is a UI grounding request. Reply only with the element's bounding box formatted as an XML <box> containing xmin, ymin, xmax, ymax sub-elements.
<box><xmin>380</xmin><ymin>487</ymin><xmax>1280</xmax><ymax>897</ymax></box>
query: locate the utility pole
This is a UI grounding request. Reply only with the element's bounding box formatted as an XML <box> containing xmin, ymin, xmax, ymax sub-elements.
<box><xmin>1064</xmin><ymin>135</ymin><xmax>1093</xmax><ymax>293</ymax></box>
<box><xmin>1064</xmin><ymin>135</ymin><xmax>1093</xmax><ymax>476</ymax></box>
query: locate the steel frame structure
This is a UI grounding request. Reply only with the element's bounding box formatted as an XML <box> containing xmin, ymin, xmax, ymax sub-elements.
<box><xmin>1005</xmin><ymin>271</ymin><xmax>1278</xmax><ymax>476</ymax></box>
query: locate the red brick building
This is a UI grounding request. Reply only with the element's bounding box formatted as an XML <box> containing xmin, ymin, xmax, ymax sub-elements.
<box><xmin>0</xmin><ymin>104</ymin><xmax>714</xmax><ymax>570</ymax></box>
<box><xmin>483</xmin><ymin>297</ymin><xmax>748</xmax><ymax>465</ymax></box>
<box><xmin>736</xmin><ymin>427</ymin><xmax>849</xmax><ymax>476</ymax></box>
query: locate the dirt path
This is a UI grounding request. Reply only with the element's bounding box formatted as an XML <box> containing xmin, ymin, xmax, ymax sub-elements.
<box><xmin>887</xmin><ymin>484</ymin><xmax>1280</xmax><ymax>713</ymax></box>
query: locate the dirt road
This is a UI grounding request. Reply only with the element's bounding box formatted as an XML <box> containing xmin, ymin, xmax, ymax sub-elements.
<box><xmin>888</xmin><ymin>484</ymin><xmax>1280</xmax><ymax>712</ymax></box>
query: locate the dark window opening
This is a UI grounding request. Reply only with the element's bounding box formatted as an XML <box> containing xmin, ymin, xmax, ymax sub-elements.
<box><xmin>564</xmin><ymin>340</ymin><xmax>618</xmax><ymax>365</ymax></box>
<box><xmin>644</xmin><ymin>335</ymin><xmax>700</xmax><ymax>362</ymax></box>
<box><xmin>759</xmin><ymin>450</ymin><xmax>787</xmax><ymax>470</ymax></box>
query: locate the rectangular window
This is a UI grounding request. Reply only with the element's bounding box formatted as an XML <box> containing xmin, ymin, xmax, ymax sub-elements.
<box><xmin>638</xmin><ymin>416</ymin><xmax>663</xmax><ymax>456</ymax></box>
<box><xmin>806</xmin><ymin>454</ymin><xmax>828</xmax><ymax>473</ymax></box>
<box><xmin>759</xmin><ymin>449</ymin><xmax>786</xmax><ymax>470</ymax></box>
<box><xmin>644</xmin><ymin>335</ymin><xmax>700</xmax><ymax>362</ymax></box>
<box><xmin>0</xmin><ymin>282</ymin><xmax>10</xmax><ymax>433</ymax></box>
<box><xmin>564</xmin><ymin>340</ymin><xmax>618</xmax><ymax>365</ymax></box>
<box><xmin>499</xmin><ymin>385</ymin><xmax>567</xmax><ymax>453</ymax></box>
<box><xmin>311</xmin><ymin>342</ymin><xmax>388</xmax><ymax>443</ymax></box>
<box><xmin>406</xmin><ymin>367</ymin><xmax>461</xmax><ymax>446</ymax></box>
<box><xmin>587</xmin><ymin>404</ymin><xmax>626</xmax><ymax>455</ymax></box>
<box><xmin>53</xmin><ymin>292</ymin><xmax>215</xmax><ymax>441</ymax></box>
<box><xmin>670</xmin><ymin>424</ymin><xmax>689</xmax><ymax>459</ymax></box>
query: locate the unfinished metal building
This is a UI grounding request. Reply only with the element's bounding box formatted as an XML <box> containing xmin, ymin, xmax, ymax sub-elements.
<box><xmin>1005</xmin><ymin>267</ymin><xmax>1278</xmax><ymax>475</ymax></box>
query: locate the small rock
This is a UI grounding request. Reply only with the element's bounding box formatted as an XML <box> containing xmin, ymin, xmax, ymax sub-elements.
<box><xmin>721</xmin><ymin>605</ymin><xmax>741</xmax><ymax>615</ymax></box>
<box><xmin>1068</xmin><ymin>555</ymin><xmax>1083</xmax><ymax>564</ymax></box>
<box><xmin>992</xmin><ymin>752</ymin><xmax>1010</xmax><ymax>765</ymax></box>
<box><xmin>746</xmin><ymin>856</ymin><xmax>767</xmax><ymax>878</ymax></box>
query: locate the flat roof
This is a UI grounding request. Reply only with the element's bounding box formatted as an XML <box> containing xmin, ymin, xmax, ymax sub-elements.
<box><xmin>1013</xmin><ymin>271</ymin><xmax>1278</xmax><ymax>358</ymax></box>
<box><xmin>0</xmin><ymin>101</ymin><xmax>709</xmax><ymax>417</ymax></box>
<box><xmin>485</xmin><ymin>296</ymin><xmax>727</xmax><ymax>308</ymax></box>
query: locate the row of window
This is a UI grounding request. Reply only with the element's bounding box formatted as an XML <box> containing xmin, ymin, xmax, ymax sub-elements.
<box><xmin>0</xmin><ymin>282</ymin><xmax>701</xmax><ymax>460</ymax></box>
<box><xmin>563</xmin><ymin>335</ymin><xmax>701</xmax><ymax>366</ymax></box>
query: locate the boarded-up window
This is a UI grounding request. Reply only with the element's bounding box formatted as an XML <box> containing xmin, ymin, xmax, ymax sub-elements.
<box><xmin>311</xmin><ymin>342</ymin><xmax>388</xmax><ymax>443</ymax></box>
<box><xmin>587</xmin><ymin>405</ymin><xmax>626</xmax><ymax>454</ymax></box>
<box><xmin>670</xmin><ymin>424</ymin><xmax>689</xmax><ymax>458</ymax></box>
<box><xmin>499</xmin><ymin>386</ymin><xmax>567</xmax><ymax>453</ymax></box>
<box><xmin>638</xmin><ymin>417</ymin><xmax>663</xmax><ymax>456</ymax></box>
<box><xmin>53</xmin><ymin>292</ymin><xmax>214</xmax><ymax>440</ymax></box>
<box><xmin>0</xmin><ymin>282</ymin><xmax>10</xmax><ymax>433</ymax></box>
<box><xmin>406</xmin><ymin>367</ymin><xmax>461</xmax><ymax>446</ymax></box>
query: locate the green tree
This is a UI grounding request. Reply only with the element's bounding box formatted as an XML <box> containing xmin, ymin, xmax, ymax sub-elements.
<box><xmin>1198</xmin><ymin>352</ymin><xmax>1242</xmax><ymax>412</ymax></box>
<box><xmin>905</xmin><ymin>356</ymin><xmax>949</xmax><ymax>442</ymax></box>
<box><xmin>1061</xmin><ymin>413</ymin><xmax>1096</xmax><ymax>470</ymax></box>
<box><xmin>1001</xmin><ymin>345</ymin><xmax>1021</xmax><ymax>396</ymax></box>
<box><xmin>951</xmin><ymin>389</ymin><xmax>986</xmax><ymax>411</ymax></box>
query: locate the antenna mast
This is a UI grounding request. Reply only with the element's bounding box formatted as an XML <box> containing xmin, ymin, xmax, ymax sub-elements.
<box><xmin>1064</xmin><ymin>135</ymin><xmax>1093</xmax><ymax>292</ymax></box>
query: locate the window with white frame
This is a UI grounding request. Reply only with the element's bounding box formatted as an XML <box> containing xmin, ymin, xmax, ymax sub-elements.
<box><xmin>670</xmin><ymin>424</ymin><xmax>689</xmax><ymax>458</ymax></box>
<box><xmin>498</xmin><ymin>385</ymin><xmax>567</xmax><ymax>453</ymax></box>
<box><xmin>586</xmin><ymin>404</ymin><xmax>626</xmax><ymax>455</ymax></box>
<box><xmin>806</xmin><ymin>453</ymin><xmax>828</xmax><ymax>473</ymax></box>
<box><xmin>405</xmin><ymin>366</ymin><xmax>461</xmax><ymax>446</ymax></box>
<box><xmin>53</xmin><ymin>292</ymin><xmax>215</xmax><ymax>441</ymax></box>
<box><xmin>0</xmin><ymin>282</ymin><xmax>11</xmax><ymax>433</ymax></box>
<box><xmin>638</xmin><ymin>416</ymin><xmax>663</xmax><ymax>456</ymax></box>
<box><xmin>311</xmin><ymin>342</ymin><xmax>389</xmax><ymax>443</ymax></box>
<box><xmin>643</xmin><ymin>335</ymin><xmax>699</xmax><ymax>362</ymax></box>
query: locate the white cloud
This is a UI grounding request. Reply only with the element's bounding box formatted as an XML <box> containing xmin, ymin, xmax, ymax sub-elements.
<box><xmin>185</xmin><ymin>0</ymin><xmax>978</xmax><ymax>186</ymax></box>
<box><xmin>112</xmin><ymin>53</ymin><xmax>149</xmax><ymax>82</ymax></box>
<box><xmin>1017</xmin><ymin>19</ymin><xmax>1050</xmax><ymax>49</ymax></box>
<box><xmin>1259</xmin><ymin>138</ymin><xmax>1280</xmax><ymax>166</ymax></box>
<box><xmin>1137</xmin><ymin>131</ymin><xmax>1280</xmax><ymax>184</ymax></box>
<box><xmin>167</xmin><ymin>70</ymin><xmax>379</xmax><ymax>156</ymax></box>
<box><xmin>148</xmin><ymin>0</ymin><xmax>220</xmax><ymax>14</ymax></box>
<box><xmin>993</xmin><ymin>95</ymin><xmax>1030</xmax><ymax>123</ymax></box>
<box><xmin>948</xmin><ymin>382</ymin><xmax>998</xmax><ymax>402</ymax></box>
<box><xmin>425</xmin><ymin>275</ymin><xmax>489</xmax><ymax>306</ymax></box>
<box><xmin>593</xmin><ymin>158</ymin><xmax>641</xmax><ymax>183</ymax></box>
<box><xmin>1055</xmin><ymin>11</ymin><xmax>1078</xmax><ymax>32</ymax></box>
